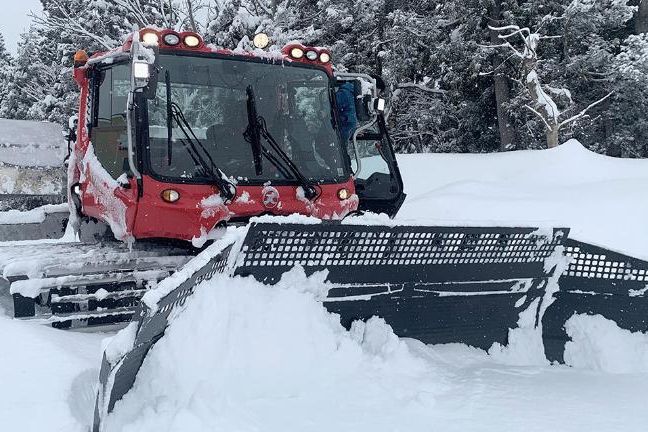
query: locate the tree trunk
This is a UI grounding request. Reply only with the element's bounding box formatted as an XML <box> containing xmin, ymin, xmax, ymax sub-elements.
<box><xmin>636</xmin><ymin>0</ymin><xmax>648</xmax><ymax>34</ymax></box>
<box><xmin>489</xmin><ymin>0</ymin><xmax>518</xmax><ymax>151</ymax></box>
<box><xmin>186</xmin><ymin>0</ymin><xmax>198</xmax><ymax>32</ymax></box>
<box><xmin>546</xmin><ymin>127</ymin><xmax>560</xmax><ymax>148</ymax></box>
<box><xmin>374</xmin><ymin>0</ymin><xmax>394</xmax><ymax>76</ymax></box>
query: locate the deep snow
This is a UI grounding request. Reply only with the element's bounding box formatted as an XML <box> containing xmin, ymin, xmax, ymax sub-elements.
<box><xmin>0</xmin><ymin>306</ymin><xmax>106</xmax><ymax>432</ymax></box>
<box><xmin>2</xmin><ymin>141</ymin><xmax>648</xmax><ymax>431</ymax></box>
<box><xmin>103</xmin><ymin>270</ymin><xmax>648</xmax><ymax>432</ymax></box>
<box><xmin>398</xmin><ymin>139</ymin><xmax>648</xmax><ymax>259</ymax></box>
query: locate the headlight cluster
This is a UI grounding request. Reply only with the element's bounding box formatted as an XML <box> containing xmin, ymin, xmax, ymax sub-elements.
<box><xmin>286</xmin><ymin>45</ymin><xmax>332</xmax><ymax>64</ymax></box>
<box><xmin>140</xmin><ymin>30</ymin><xmax>203</xmax><ymax>48</ymax></box>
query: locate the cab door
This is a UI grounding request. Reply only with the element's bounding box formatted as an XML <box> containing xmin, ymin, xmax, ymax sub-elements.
<box><xmin>81</xmin><ymin>63</ymin><xmax>139</xmax><ymax>240</ymax></box>
<box><xmin>351</xmin><ymin>114</ymin><xmax>406</xmax><ymax>218</ymax></box>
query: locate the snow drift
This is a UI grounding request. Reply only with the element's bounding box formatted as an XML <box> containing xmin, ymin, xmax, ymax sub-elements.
<box><xmin>104</xmin><ymin>268</ymin><xmax>445</xmax><ymax>432</ymax></box>
<box><xmin>564</xmin><ymin>314</ymin><xmax>648</xmax><ymax>373</ymax></box>
<box><xmin>101</xmin><ymin>139</ymin><xmax>648</xmax><ymax>430</ymax></box>
<box><xmin>398</xmin><ymin>140</ymin><xmax>648</xmax><ymax>260</ymax></box>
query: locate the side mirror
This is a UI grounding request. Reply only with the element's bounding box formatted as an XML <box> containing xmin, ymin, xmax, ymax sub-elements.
<box><xmin>143</xmin><ymin>63</ymin><xmax>159</xmax><ymax>99</ymax></box>
<box><xmin>374</xmin><ymin>98</ymin><xmax>386</xmax><ymax>112</ymax></box>
<box><xmin>131</xmin><ymin>37</ymin><xmax>158</xmax><ymax>98</ymax></box>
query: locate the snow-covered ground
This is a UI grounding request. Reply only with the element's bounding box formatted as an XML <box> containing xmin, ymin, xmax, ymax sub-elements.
<box><xmin>398</xmin><ymin>139</ymin><xmax>648</xmax><ymax>260</ymax></box>
<box><xmin>3</xmin><ymin>141</ymin><xmax>648</xmax><ymax>431</ymax></box>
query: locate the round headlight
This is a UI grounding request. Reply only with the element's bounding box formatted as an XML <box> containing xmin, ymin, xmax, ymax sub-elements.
<box><xmin>253</xmin><ymin>33</ymin><xmax>270</xmax><ymax>49</ymax></box>
<box><xmin>163</xmin><ymin>33</ymin><xmax>180</xmax><ymax>46</ymax></box>
<box><xmin>306</xmin><ymin>50</ymin><xmax>318</xmax><ymax>60</ymax></box>
<box><xmin>141</xmin><ymin>31</ymin><xmax>159</xmax><ymax>46</ymax></box>
<box><xmin>290</xmin><ymin>47</ymin><xmax>304</xmax><ymax>59</ymax></box>
<box><xmin>161</xmin><ymin>189</ymin><xmax>180</xmax><ymax>203</ymax></box>
<box><xmin>337</xmin><ymin>188</ymin><xmax>350</xmax><ymax>200</ymax></box>
<box><xmin>184</xmin><ymin>34</ymin><xmax>201</xmax><ymax>47</ymax></box>
<box><xmin>319</xmin><ymin>52</ymin><xmax>331</xmax><ymax>63</ymax></box>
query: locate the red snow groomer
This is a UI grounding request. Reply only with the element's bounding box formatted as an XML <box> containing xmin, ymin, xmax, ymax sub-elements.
<box><xmin>0</xmin><ymin>29</ymin><xmax>645</xmax><ymax>430</ymax></box>
<box><xmin>68</xmin><ymin>29</ymin><xmax>404</xmax><ymax>244</ymax></box>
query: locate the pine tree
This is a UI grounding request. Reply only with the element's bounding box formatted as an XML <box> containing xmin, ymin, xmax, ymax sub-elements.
<box><xmin>0</xmin><ymin>33</ymin><xmax>13</xmax><ymax>115</ymax></box>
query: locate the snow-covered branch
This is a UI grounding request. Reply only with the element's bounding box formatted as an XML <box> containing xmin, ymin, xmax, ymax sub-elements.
<box><xmin>485</xmin><ymin>18</ymin><xmax>614</xmax><ymax>148</ymax></box>
<box><xmin>523</xmin><ymin>104</ymin><xmax>552</xmax><ymax>130</ymax></box>
<box><xmin>559</xmin><ymin>92</ymin><xmax>613</xmax><ymax>128</ymax></box>
<box><xmin>32</xmin><ymin>6</ymin><xmax>116</xmax><ymax>50</ymax></box>
<box><xmin>396</xmin><ymin>83</ymin><xmax>447</xmax><ymax>95</ymax></box>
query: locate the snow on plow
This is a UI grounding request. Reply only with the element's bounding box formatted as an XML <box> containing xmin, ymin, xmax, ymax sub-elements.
<box><xmin>93</xmin><ymin>220</ymin><xmax>569</xmax><ymax>430</ymax></box>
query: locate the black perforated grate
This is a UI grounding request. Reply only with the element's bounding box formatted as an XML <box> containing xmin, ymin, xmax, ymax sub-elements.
<box><xmin>565</xmin><ymin>242</ymin><xmax>648</xmax><ymax>282</ymax></box>
<box><xmin>241</xmin><ymin>224</ymin><xmax>564</xmax><ymax>268</ymax></box>
<box><xmin>236</xmin><ymin>223</ymin><xmax>567</xmax><ymax>285</ymax></box>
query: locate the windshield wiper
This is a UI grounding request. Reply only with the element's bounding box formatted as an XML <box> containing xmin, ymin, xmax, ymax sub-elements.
<box><xmin>165</xmin><ymin>71</ymin><xmax>173</xmax><ymax>166</ymax></box>
<box><xmin>244</xmin><ymin>86</ymin><xmax>263</xmax><ymax>176</ymax></box>
<box><xmin>243</xmin><ymin>85</ymin><xmax>318</xmax><ymax>200</ymax></box>
<box><xmin>165</xmin><ymin>72</ymin><xmax>235</xmax><ymax>202</ymax></box>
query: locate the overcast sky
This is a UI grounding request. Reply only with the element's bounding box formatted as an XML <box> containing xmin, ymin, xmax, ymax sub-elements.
<box><xmin>1</xmin><ymin>0</ymin><xmax>43</xmax><ymax>55</ymax></box>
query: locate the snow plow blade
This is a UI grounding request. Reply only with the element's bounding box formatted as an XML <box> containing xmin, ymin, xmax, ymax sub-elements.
<box><xmin>93</xmin><ymin>221</ymin><xmax>568</xmax><ymax>430</ymax></box>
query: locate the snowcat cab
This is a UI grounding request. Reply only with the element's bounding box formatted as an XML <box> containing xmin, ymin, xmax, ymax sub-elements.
<box><xmin>68</xmin><ymin>29</ymin><xmax>405</xmax><ymax>245</ymax></box>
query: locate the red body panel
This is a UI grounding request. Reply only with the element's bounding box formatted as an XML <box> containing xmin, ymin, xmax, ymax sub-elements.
<box><xmin>133</xmin><ymin>176</ymin><xmax>358</xmax><ymax>242</ymax></box>
<box><xmin>70</xmin><ymin>29</ymin><xmax>356</xmax><ymax>243</ymax></box>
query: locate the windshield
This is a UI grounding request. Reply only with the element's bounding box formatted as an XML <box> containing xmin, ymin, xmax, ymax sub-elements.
<box><xmin>146</xmin><ymin>53</ymin><xmax>350</xmax><ymax>184</ymax></box>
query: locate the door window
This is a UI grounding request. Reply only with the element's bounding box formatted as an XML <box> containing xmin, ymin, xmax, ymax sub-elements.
<box><xmin>90</xmin><ymin>64</ymin><xmax>131</xmax><ymax>179</ymax></box>
<box><xmin>352</xmin><ymin>125</ymin><xmax>390</xmax><ymax>181</ymax></box>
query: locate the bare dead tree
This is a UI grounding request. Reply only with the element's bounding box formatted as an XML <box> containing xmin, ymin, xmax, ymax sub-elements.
<box><xmin>486</xmin><ymin>23</ymin><xmax>612</xmax><ymax>148</ymax></box>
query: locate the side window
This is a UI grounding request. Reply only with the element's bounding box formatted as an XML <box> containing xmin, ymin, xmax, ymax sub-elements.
<box><xmin>353</xmin><ymin>126</ymin><xmax>390</xmax><ymax>181</ymax></box>
<box><xmin>90</xmin><ymin>64</ymin><xmax>131</xmax><ymax>179</ymax></box>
